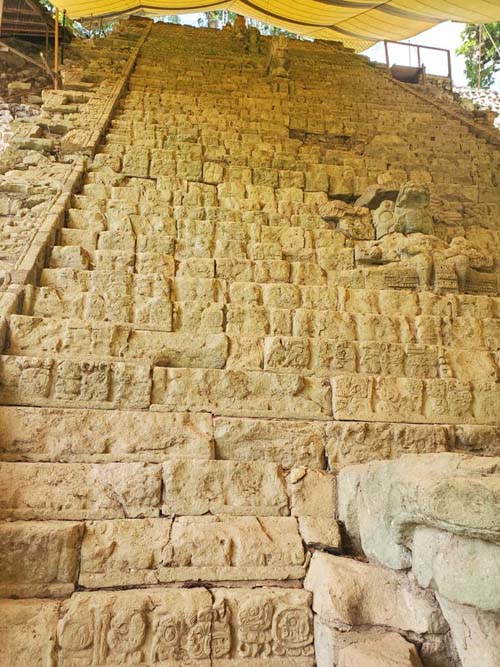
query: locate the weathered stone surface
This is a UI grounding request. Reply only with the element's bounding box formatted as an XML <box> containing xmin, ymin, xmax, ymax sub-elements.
<box><xmin>437</xmin><ymin>595</ymin><xmax>500</xmax><ymax>667</ymax></box>
<box><xmin>162</xmin><ymin>460</ymin><xmax>289</xmax><ymax>516</ymax></box>
<box><xmin>212</xmin><ymin>587</ymin><xmax>314</xmax><ymax>663</ymax></box>
<box><xmin>152</xmin><ymin>367</ymin><xmax>332</xmax><ymax>418</ymax></box>
<box><xmin>214</xmin><ymin>417</ymin><xmax>326</xmax><ymax>469</ymax></box>
<box><xmin>0</xmin><ymin>598</ymin><xmax>59</xmax><ymax>666</ymax></box>
<box><xmin>412</xmin><ymin>526</ymin><xmax>500</xmax><ymax>613</ymax></box>
<box><xmin>7</xmin><ymin>315</ymin><xmax>229</xmax><ymax>368</ymax></box>
<box><xmin>332</xmin><ymin>375</ymin><xmax>500</xmax><ymax>425</ymax></box>
<box><xmin>56</xmin><ymin>588</ymin><xmax>214</xmax><ymax>665</ymax></box>
<box><xmin>313</xmin><ymin>619</ymin><xmax>453</xmax><ymax>667</ymax></box>
<box><xmin>54</xmin><ymin>587</ymin><xmax>314</xmax><ymax>664</ymax></box>
<box><xmin>0</xmin><ymin>354</ymin><xmax>152</xmax><ymax>409</ymax></box>
<box><xmin>80</xmin><ymin>516</ymin><xmax>306</xmax><ymax>587</ymax></box>
<box><xmin>454</xmin><ymin>424</ymin><xmax>500</xmax><ymax>457</ymax></box>
<box><xmin>0</xmin><ymin>406</ymin><xmax>213</xmax><ymax>462</ymax></box>
<box><xmin>338</xmin><ymin>632</ymin><xmax>422</xmax><ymax>667</ymax></box>
<box><xmin>338</xmin><ymin>453</ymin><xmax>500</xmax><ymax>569</ymax></box>
<box><xmin>288</xmin><ymin>468</ymin><xmax>336</xmax><ymax>517</ymax></box>
<box><xmin>0</xmin><ymin>462</ymin><xmax>161</xmax><ymax>519</ymax></box>
<box><xmin>0</xmin><ymin>521</ymin><xmax>82</xmax><ymax>598</ymax></box>
<box><xmin>298</xmin><ymin>517</ymin><xmax>342</xmax><ymax>551</ymax></box>
<box><xmin>4</xmin><ymin>17</ymin><xmax>500</xmax><ymax>667</ymax></box>
<box><xmin>304</xmin><ymin>552</ymin><xmax>447</xmax><ymax>634</ymax></box>
<box><xmin>326</xmin><ymin>421</ymin><xmax>450</xmax><ymax>466</ymax></box>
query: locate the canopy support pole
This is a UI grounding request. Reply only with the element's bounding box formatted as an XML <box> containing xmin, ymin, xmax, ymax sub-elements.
<box><xmin>478</xmin><ymin>24</ymin><xmax>482</xmax><ymax>89</ymax></box>
<box><xmin>54</xmin><ymin>6</ymin><xmax>59</xmax><ymax>89</ymax></box>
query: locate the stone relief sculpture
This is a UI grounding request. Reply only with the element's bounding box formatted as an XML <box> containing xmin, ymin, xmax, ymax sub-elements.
<box><xmin>1</xmin><ymin>17</ymin><xmax>499</xmax><ymax>667</ymax></box>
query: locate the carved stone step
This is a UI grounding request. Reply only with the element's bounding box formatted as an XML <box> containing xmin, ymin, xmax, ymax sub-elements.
<box><xmin>0</xmin><ymin>588</ymin><xmax>315</xmax><ymax>665</ymax></box>
<box><xmin>7</xmin><ymin>315</ymin><xmax>498</xmax><ymax>382</ymax></box>
<box><xmin>0</xmin><ymin>459</ymin><xmax>335</xmax><ymax>521</ymax></box>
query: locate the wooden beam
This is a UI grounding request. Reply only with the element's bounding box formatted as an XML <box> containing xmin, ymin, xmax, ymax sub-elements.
<box><xmin>0</xmin><ymin>38</ymin><xmax>47</xmax><ymax>70</ymax></box>
<box><xmin>0</xmin><ymin>0</ymin><xmax>4</xmax><ymax>37</ymax></box>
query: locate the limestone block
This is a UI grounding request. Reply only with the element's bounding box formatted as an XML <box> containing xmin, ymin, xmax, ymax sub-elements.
<box><xmin>216</xmin><ymin>258</ymin><xmax>254</xmax><ymax>282</ymax></box>
<box><xmin>0</xmin><ymin>407</ymin><xmax>213</xmax><ymax>462</ymax></box>
<box><xmin>172</xmin><ymin>277</ymin><xmax>225</xmax><ymax>303</ymax></box>
<box><xmin>298</xmin><ymin>517</ymin><xmax>342</xmax><ymax>552</ymax></box>
<box><xmin>203</xmin><ymin>161</ymin><xmax>224</xmax><ymax>184</ymax></box>
<box><xmin>412</xmin><ymin>526</ymin><xmax>500</xmax><ymax>612</ymax></box>
<box><xmin>338</xmin><ymin>453</ymin><xmax>500</xmax><ymax>569</ymax></box>
<box><xmin>437</xmin><ymin>595</ymin><xmax>500</xmax><ymax>667</ymax></box>
<box><xmin>264</xmin><ymin>336</ymin><xmax>310</xmax><ymax>371</ymax></box>
<box><xmin>122</xmin><ymin>149</ymin><xmax>150</xmax><ymax>177</ymax></box>
<box><xmin>254</xmin><ymin>259</ymin><xmax>291</xmax><ymax>283</ymax></box>
<box><xmin>212</xmin><ymin>587</ymin><xmax>314</xmax><ymax>663</ymax></box>
<box><xmin>136</xmin><ymin>252</ymin><xmax>175</xmax><ymax>276</ymax></box>
<box><xmin>454</xmin><ymin>424</ymin><xmax>500</xmax><ymax>457</ymax></box>
<box><xmin>126</xmin><ymin>331</ymin><xmax>229</xmax><ymax>367</ymax></box>
<box><xmin>229</xmin><ymin>281</ymin><xmax>262</xmax><ymax>304</ymax></box>
<box><xmin>214</xmin><ymin>417</ymin><xmax>326</xmax><ymax>469</ymax></box>
<box><xmin>162</xmin><ymin>459</ymin><xmax>289</xmax><ymax>516</ymax></box>
<box><xmin>0</xmin><ymin>599</ymin><xmax>59</xmax><ymax>666</ymax></box>
<box><xmin>173</xmin><ymin>301</ymin><xmax>224</xmax><ymax>333</ymax></box>
<box><xmin>227</xmin><ymin>336</ymin><xmax>263</xmax><ymax>370</ymax></box>
<box><xmin>152</xmin><ymin>367</ymin><xmax>332</xmax><ymax>419</ymax></box>
<box><xmin>177</xmin><ymin>159</ymin><xmax>202</xmax><ymax>181</ymax></box>
<box><xmin>56</xmin><ymin>588</ymin><xmax>213</xmax><ymax>665</ymax></box>
<box><xmin>288</xmin><ymin>468</ymin><xmax>336</xmax><ymax>517</ymax></box>
<box><xmin>94</xmin><ymin>249</ymin><xmax>135</xmax><ymax>271</ymax></box>
<box><xmin>332</xmin><ymin>375</ymin><xmax>492</xmax><ymax>424</ymax></box>
<box><xmin>49</xmin><ymin>246</ymin><xmax>90</xmax><ymax>270</ymax></box>
<box><xmin>7</xmin><ymin>316</ymin><xmax>228</xmax><ymax>367</ymax></box>
<box><xmin>0</xmin><ymin>521</ymin><xmax>82</xmax><ymax>597</ymax></box>
<box><xmin>325</xmin><ymin>421</ymin><xmax>449</xmax><ymax>466</ymax></box>
<box><xmin>304</xmin><ymin>552</ymin><xmax>447</xmax><ymax>634</ymax></box>
<box><xmin>80</xmin><ymin>516</ymin><xmax>305</xmax><ymax>587</ymax></box>
<box><xmin>262</xmin><ymin>282</ymin><xmax>301</xmax><ymax>308</ymax></box>
<box><xmin>247</xmin><ymin>241</ymin><xmax>282</xmax><ymax>260</ymax></box>
<box><xmin>176</xmin><ymin>258</ymin><xmax>215</xmax><ymax>279</ymax></box>
<box><xmin>0</xmin><ymin>462</ymin><xmax>161</xmax><ymax>519</ymax></box>
<box><xmin>0</xmin><ymin>355</ymin><xmax>151</xmax><ymax>409</ymax></box>
<box><xmin>338</xmin><ymin>633</ymin><xmax>422</xmax><ymax>667</ymax></box>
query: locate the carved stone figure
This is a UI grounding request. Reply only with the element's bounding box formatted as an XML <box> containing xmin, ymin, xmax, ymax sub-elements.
<box><xmin>373</xmin><ymin>200</ymin><xmax>397</xmax><ymax>238</ymax></box>
<box><xmin>394</xmin><ymin>181</ymin><xmax>434</xmax><ymax>235</ymax></box>
<box><xmin>266</xmin><ymin>36</ymin><xmax>290</xmax><ymax>78</ymax></box>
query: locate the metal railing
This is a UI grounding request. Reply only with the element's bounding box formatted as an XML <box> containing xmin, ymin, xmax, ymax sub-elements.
<box><xmin>383</xmin><ymin>39</ymin><xmax>452</xmax><ymax>80</ymax></box>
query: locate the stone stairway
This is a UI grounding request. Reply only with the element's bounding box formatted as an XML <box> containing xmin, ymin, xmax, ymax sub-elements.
<box><xmin>0</xmin><ymin>18</ymin><xmax>499</xmax><ymax>667</ymax></box>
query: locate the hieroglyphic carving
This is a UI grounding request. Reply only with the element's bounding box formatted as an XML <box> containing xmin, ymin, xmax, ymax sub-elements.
<box><xmin>54</xmin><ymin>589</ymin><xmax>313</xmax><ymax>664</ymax></box>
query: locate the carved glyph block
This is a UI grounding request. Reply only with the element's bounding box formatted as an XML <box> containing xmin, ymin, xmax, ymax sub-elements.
<box><xmin>53</xmin><ymin>587</ymin><xmax>314</xmax><ymax>665</ymax></box>
<box><xmin>152</xmin><ymin>368</ymin><xmax>332</xmax><ymax>419</ymax></box>
<box><xmin>80</xmin><ymin>516</ymin><xmax>306</xmax><ymax>587</ymax></box>
<box><xmin>162</xmin><ymin>460</ymin><xmax>289</xmax><ymax>516</ymax></box>
<box><xmin>214</xmin><ymin>417</ymin><xmax>326</xmax><ymax>469</ymax></box>
<box><xmin>0</xmin><ymin>355</ymin><xmax>152</xmax><ymax>409</ymax></box>
<box><xmin>0</xmin><ymin>521</ymin><xmax>82</xmax><ymax>598</ymax></box>
<box><xmin>0</xmin><ymin>599</ymin><xmax>59</xmax><ymax>667</ymax></box>
<box><xmin>0</xmin><ymin>462</ymin><xmax>161</xmax><ymax>519</ymax></box>
<box><xmin>0</xmin><ymin>407</ymin><xmax>213</xmax><ymax>462</ymax></box>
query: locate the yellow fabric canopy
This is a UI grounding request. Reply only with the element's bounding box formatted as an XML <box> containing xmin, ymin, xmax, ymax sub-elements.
<box><xmin>65</xmin><ymin>0</ymin><xmax>500</xmax><ymax>51</ymax></box>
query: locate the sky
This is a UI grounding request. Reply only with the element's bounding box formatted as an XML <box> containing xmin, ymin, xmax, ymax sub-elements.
<box><xmin>172</xmin><ymin>14</ymin><xmax>500</xmax><ymax>92</ymax></box>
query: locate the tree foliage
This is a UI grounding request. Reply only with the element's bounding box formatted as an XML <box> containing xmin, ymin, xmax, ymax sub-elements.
<box><xmin>457</xmin><ymin>23</ymin><xmax>500</xmax><ymax>88</ymax></box>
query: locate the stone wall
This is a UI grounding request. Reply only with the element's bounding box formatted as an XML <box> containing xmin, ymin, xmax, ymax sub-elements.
<box><xmin>0</xmin><ymin>18</ymin><xmax>499</xmax><ymax>666</ymax></box>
